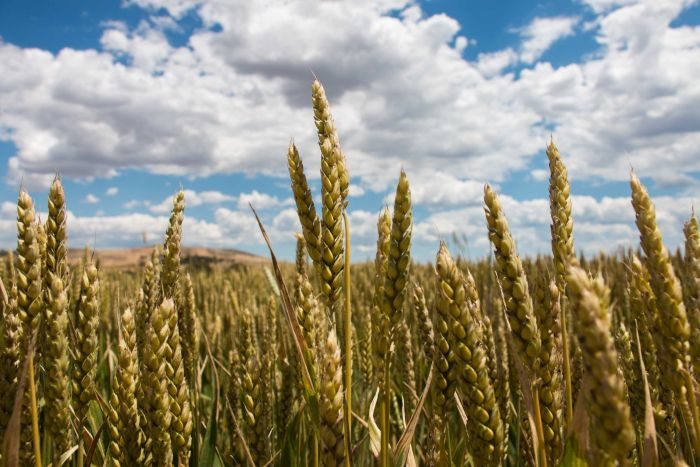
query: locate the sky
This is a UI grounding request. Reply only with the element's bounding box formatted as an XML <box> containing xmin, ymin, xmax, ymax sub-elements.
<box><xmin>0</xmin><ymin>0</ymin><xmax>699</xmax><ymax>262</ymax></box>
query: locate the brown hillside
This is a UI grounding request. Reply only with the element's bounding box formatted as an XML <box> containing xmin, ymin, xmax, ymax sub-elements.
<box><xmin>61</xmin><ymin>246</ymin><xmax>268</xmax><ymax>269</ymax></box>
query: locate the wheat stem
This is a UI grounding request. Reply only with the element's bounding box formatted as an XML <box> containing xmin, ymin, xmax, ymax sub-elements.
<box><xmin>28</xmin><ymin>351</ymin><xmax>41</xmax><ymax>467</ymax></box>
<box><xmin>342</xmin><ymin>211</ymin><xmax>352</xmax><ymax>466</ymax></box>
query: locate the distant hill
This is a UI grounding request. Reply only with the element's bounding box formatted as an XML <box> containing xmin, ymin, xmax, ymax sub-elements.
<box><xmin>61</xmin><ymin>246</ymin><xmax>268</xmax><ymax>269</ymax></box>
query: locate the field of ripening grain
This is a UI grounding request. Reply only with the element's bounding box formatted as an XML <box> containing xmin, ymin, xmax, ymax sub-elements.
<box><xmin>1</xmin><ymin>79</ymin><xmax>700</xmax><ymax>467</ymax></box>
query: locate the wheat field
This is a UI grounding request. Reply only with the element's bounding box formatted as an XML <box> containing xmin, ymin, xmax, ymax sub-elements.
<box><xmin>0</xmin><ymin>79</ymin><xmax>699</xmax><ymax>467</ymax></box>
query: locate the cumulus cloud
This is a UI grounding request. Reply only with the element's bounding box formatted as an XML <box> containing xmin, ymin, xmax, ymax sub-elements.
<box><xmin>476</xmin><ymin>48</ymin><xmax>518</xmax><ymax>77</ymax></box>
<box><xmin>408</xmin><ymin>173</ymin><xmax>487</xmax><ymax>207</ymax></box>
<box><xmin>530</xmin><ymin>169</ymin><xmax>549</xmax><ymax>181</ymax></box>
<box><xmin>106</xmin><ymin>187</ymin><xmax>119</xmax><ymax>196</ymax></box>
<box><xmin>517</xmin><ymin>16</ymin><xmax>579</xmax><ymax>63</ymax></box>
<box><xmin>0</xmin><ymin>0</ymin><xmax>540</xmax><ymax>192</ymax></box>
<box><xmin>237</xmin><ymin>190</ymin><xmax>290</xmax><ymax>210</ymax></box>
<box><xmin>123</xmin><ymin>199</ymin><xmax>143</xmax><ymax>209</ymax></box>
<box><xmin>583</xmin><ymin>0</ymin><xmax>642</xmax><ymax>14</ymax></box>
<box><xmin>64</xmin><ymin>211</ymin><xmax>228</xmax><ymax>249</ymax></box>
<box><xmin>84</xmin><ymin>194</ymin><xmax>100</xmax><ymax>204</ymax></box>
<box><xmin>149</xmin><ymin>189</ymin><xmax>235</xmax><ymax>214</ymax></box>
<box><xmin>0</xmin><ymin>0</ymin><xmax>698</xmax><ymax>195</ymax></box>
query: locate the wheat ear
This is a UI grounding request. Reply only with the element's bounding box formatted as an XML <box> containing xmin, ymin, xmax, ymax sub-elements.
<box><xmin>566</xmin><ymin>265</ymin><xmax>635</xmax><ymax>462</ymax></box>
<box><xmin>630</xmin><ymin>173</ymin><xmax>698</xmax><ymax>451</ymax></box>
<box><xmin>436</xmin><ymin>243</ymin><xmax>505</xmax><ymax>464</ymax></box>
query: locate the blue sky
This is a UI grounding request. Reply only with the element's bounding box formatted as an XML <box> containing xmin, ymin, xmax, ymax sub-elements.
<box><xmin>0</xmin><ymin>0</ymin><xmax>699</xmax><ymax>261</ymax></box>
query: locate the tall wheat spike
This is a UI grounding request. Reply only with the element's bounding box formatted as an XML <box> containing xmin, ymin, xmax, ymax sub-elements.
<box><xmin>294</xmin><ymin>233</ymin><xmax>319</xmax><ymax>354</ymax></box>
<box><xmin>357</xmin><ymin>305</ymin><xmax>374</xmax><ymax>388</ymax></box>
<box><xmin>0</xmin><ymin>283</ymin><xmax>22</xmax><ymax>435</ymax></box>
<box><xmin>683</xmin><ymin>211</ymin><xmax>700</xmax><ymax>377</ymax></box>
<box><xmin>615</xmin><ymin>322</ymin><xmax>642</xmax><ymax>434</ymax></box>
<box><xmin>42</xmin><ymin>177</ymin><xmax>72</xmax><ymax>461</ymax></box>
<box><xmin>319</xmin><ymin>328</ymin><xmax>345</xmax><ymax>467</ymax></box>
<box><xmin>137</xmin><ymin>246</ymin><xmax>161</xmax><ymax>365</ymax></box>
<box><xmin>16</xmin><ymin>190</ymin><xmax>42</xmax><ymax>345</ymax></box>
<box><xmin>312</xmin><ymin>79</ymin><xmax>349</xmax><ymax>207</ymax></box>
<box><xmin>239</xmin><ymin>308</ymin><xmax>266</xmax><ymax>463</ymax></box>
<box><xmin>179</xmin><ymin>272</ymin><xmax>199</xmax><ymax>387</ymax></box>
<box><xmin>109</xmin><ymin>307</ymin><xmax>144</xmax><ymax>466</ymax></box>
<box><xmin>142</xmin><ymin>299</ymin><xmax>174</xmax><ymax>466</ymax></box>
<box><xmin>628</xmin><ymin>255</ymin><xmax>676</xmax><ymax>456</ymax></box>
<box><xmin>371</xmin><ymin>207</ymin><xmax>392</xmax><ymax>387</ymax></box>
<box><xmin>378</xmin><ymin>171</ymin><xmax>412</xmax><ymax>456</ymax></box>
<box><xmin>566</xmin><ymin>265</ymin><xmax>635</xmax><ymax>462</ymax></box>
<box><xmin>484</xmin><ymin>184</ymin><xmax>542</xmax><ymax>373</ymax></box>
<box><xmin>412</xmin><ymin>284</ymin><xmax>434</xmax><ymax>366</ymax></box>
<box><xmin>546</xmin><ymin>141</ymin><xmax>575</xmax><ymax>294</ymax></box>
<box><xmin>319</xmin><ymin>136</ymin><xmax>345</xmax><ymax>326</ymax></box>
<box><xmin>532</xmin><ymin>275</ymin><xmax>563</xmax><ymax>462</ymax></box>
<box><xmin>396</xmin><ymin>320</ymin><xmax>417</xmax><ymax>415</ymax></box>
<box><xmin>630</xmin><ymin>172</ymin><xmax>696</xmax><ymax>447</ymax></box>
<box><xmin>436</xmin><ymin>243</ymin><xmax>505</xmax><ymax>464</ymax></box>
<box><xmin>546</xmin><ymin>140</ymin><xmax>575</xmax><ymax>427</ymax></box>
<box><xmin>15</xmin><ymin>189</ymin><xmax>44</xmax><ymax>465</ymax></box>
<box><xmin>166</xmin><ymin>295</ymin><xmax>193</xmax><ymax>464</ymax></box>
<box><xmin>288</xmin><ymin>142</ymin><xmax>322</xmax><ymax>271</ymax></box>
<box><xmin>382</xmin><ymin>170</ymin><xmax>413</xmax><ymax>333</ymax></box>
<box><xmin>161</xmin><ymin>190</ymin><xmax>185</xmax><ymax>300</ymax></box>
<box><xmin>429</xmin><ymin>244</ymin><xmax>462</xmax><ymax>467</ymax></box>
<box><xmin>72</xmin><ymin>251</ymin><xmax>100</xmax><ymax>427</ymax></box>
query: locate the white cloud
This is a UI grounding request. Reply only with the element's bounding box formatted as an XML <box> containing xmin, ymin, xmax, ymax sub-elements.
<box><xmin>514</xmin><ymin>0</ymin><xmax>700</xmax><ymax>186</ymax></box>
<box><xmin>530</xmin><ymin>169</ymin><xmax>549</xmax><ymax>181</ymax></box>
<box><xmin>150</xmin><ymin>189</ymin><xmax>235</xmax><ymax>214</ymax></box>
<box><xmin>476</xmin><ymin>48</ymin><xmax>518</xmax><ymax>77</ymax></box>
<box><xmin>237</xmin><ymin>190</ymin><xmax>290</xmax><ymax>210</ymax></box>
<box><xmin>214</xmin><ymin>207</ymin><xmax>267</xmax><ymax>245</ymax></box>
<box><xmin>1</xmin><ymin>201</ymin><xmax>16</xmax><ymax>218</ymax></box>
<box><xmin>348</xmin><ymin>209</ymin><xmax>385</xmax><ymax>240</ymax></box>
<box><xmin>0</xmin><ymin>1</ymin><xmax>539</xmax><ymax>192</ymax></box>
<box><xmin>409</xmin><ymin>172</ymin><xmax>486</xmax><ymax>207</ymax></box>
<box><xmin>85</xmin><ymin>194</ymin><xmax>100</xmax><ymax>204</ymax></box>
<box><xmin>582</xmin><ymin>0</ymin><xmax>641</xmax><ymax>14</ymax></box>
<box><xmin>517</xmin><ymin>16</ymin><xmax>579</xmax><ymax>63</ymax></box>
<box><xmin>414</xmin><ymin>188</ymin><xmax>699</xmax><ymax>258</ymax></box>
<box><xmin>123</xmin><ymin>199</ymin><xmax>142</xmax><ymax>209</ymax></box>
<box><xmin>349</xmin><ymin>184</ymin><xmax>366</xmax><ymax>197</ymax></box>
<box><xmin>0</xmin><ymin>0</ymin><xmax>697</xmax><ymax>194</ymax></box>
<box><xmin>106</xmin><ymin>187</ymin><xmax>119</xmax><ymax>196</ymax></box>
